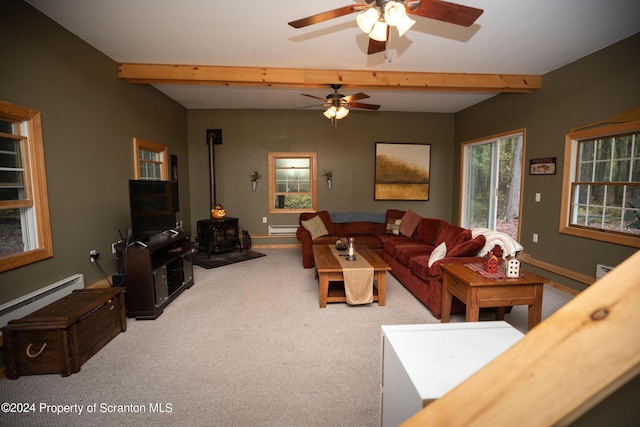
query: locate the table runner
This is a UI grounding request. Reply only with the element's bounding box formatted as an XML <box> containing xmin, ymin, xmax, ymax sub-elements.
<box><xmin>330</xmin><ymin>247</ymin><xmax>374</xmax><ymax>305</ymax></box>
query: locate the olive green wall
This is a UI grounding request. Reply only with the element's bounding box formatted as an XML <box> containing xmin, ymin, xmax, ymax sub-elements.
<box><xmin>2</xmin><ymin>0</ymin><xmax>638</xmax><ymax>305</ymax></box>
<box><xmin>187</xmin><ymin>109</ymin><xmax>455</xmax><ymax>242</ymax></box>
<box><xmin>0</xmin><ymin>0</ymin><xmax>189</xmax><ymax>304</ymax></box>
<box><xmin>453</xmin><ymin>33</ymin><xmax>640</xmax><ymax>291</ymax></box>
<box><xmin>1</xmin><ymin>0</ymin><xmax>638</xmax><ymax>419</ymax></box>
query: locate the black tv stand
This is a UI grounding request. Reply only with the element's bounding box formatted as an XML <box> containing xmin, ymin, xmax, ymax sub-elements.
<box><xmin>116</xmin><ymin>230</ymin><xmax>194</xmax><ymax>320</ymax></box>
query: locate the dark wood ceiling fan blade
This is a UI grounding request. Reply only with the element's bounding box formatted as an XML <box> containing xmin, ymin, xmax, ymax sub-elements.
<box><xmin>288</xmin><ymin>4</ymin><xmax>364</xmax><ymax>28</ymax></box>
<box><xmin>349</xmin><ymin>102</ymin><xmax>381</xmax><ymax>111</ymax></box>
<box><xmin>367</xmin><ymin>37</ymin><xmax>386</xmax><ymax>55</ymax></box>
<box><xmin>301</xmin><ymin>94</ymin><xmax>327</xmax><ymax>101</ymax></box>
<box><xmin>409</xmin><ymin>0</ymin><xmax>483</xmax><ymax>27</ymax></box>
<box><xmin>296</xmin><ymin>104</ymin><xmax>326</xmax><ymax>109</ymax></box>
<box><xmin>341</xmin><ymin>92</ymin><xmax>370</xmax><ymax>103</ymax></box>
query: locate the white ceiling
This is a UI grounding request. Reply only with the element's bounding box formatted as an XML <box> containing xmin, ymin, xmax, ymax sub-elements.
<box><xmin>26</xmin><ymin>0</ymin><xmax>640</xmax><ymax>113</ymax></box>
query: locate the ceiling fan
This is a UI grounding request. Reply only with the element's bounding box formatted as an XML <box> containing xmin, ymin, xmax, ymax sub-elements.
<box><xmin>301</xmin><ymin>84</ymin><xmax>380</xmax><ymax>126</ymax></box>
<box><xmin>288</xmin><ymin>0</ymin><xmax>484</xmax><ymax>54</ymax></box>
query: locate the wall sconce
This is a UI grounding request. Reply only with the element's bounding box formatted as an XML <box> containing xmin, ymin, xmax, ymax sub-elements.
<box><xmin>322</xmin><ymin>170</ymin><xmax>332</xmax><ymax>190</ymax></box>
<box><xmin>250</xmin><ymin>171</ymin><xmax>261</xmax><ymax>192</ymax></box>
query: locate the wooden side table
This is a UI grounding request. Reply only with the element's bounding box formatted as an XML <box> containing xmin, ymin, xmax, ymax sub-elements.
<box><xmin>440</xmin><ymin>263</ymin><xmax>548</xmax><ymax>330</ymax></box>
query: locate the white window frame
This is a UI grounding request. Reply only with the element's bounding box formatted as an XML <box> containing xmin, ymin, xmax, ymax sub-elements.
<box><xmin>560</xmin><ymin>120</ymin><xmax>640</xmax><ymax>247</ymax></box>
<box><xmin>133</xmin><ymin>137</ymin><xmax>168</xmax><ymax>180</ymax></box>
<box><xmin>268</xmin><ymin>152</ymin><xmax>317</xmax><ymax>214</ymax></box>
<box><xmin>459</xmin><ymin>130</ymin><xmax>525</xmax><ymax>240</ymax></box>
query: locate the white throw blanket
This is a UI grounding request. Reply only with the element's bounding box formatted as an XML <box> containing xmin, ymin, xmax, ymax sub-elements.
<box><xmin>472</xmin><ymin>228</ymin><xmax>524</xmax><ymax>259</ymax></box>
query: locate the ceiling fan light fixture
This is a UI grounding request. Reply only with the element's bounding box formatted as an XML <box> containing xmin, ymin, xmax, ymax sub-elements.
<box><xmin>356</xmin><ymin>8</ymin><xmax>379</xmax><ymax>34</ymax></box>
<box><xmin>323</xmin><ymin>106</ymin><xmax>337</xmax><ymax>119</ymax></box>
<box><xmin>396</xmin><ymin>14</ymin><xmax>416</xmax><ymax>37</ymax></box>
<box><xmin>335</xmin><ymin>106</ymin><xmax>349</xmax><ymax>120</ymax></box>
<box><xmin>383</xmin><ymin>1</ymin><xmax>406</xmax><ymax>27</ymax></box>
<box><xmin>369</xmin><ymin>20</ymin><xmax>388</xmax><ymax>42</ymax></box>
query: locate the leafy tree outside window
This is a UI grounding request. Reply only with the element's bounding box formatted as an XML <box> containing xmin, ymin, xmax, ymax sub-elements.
<box><xmin>268</xmin><ymin>152</ymin><xmax>317</xmax><ymax>214</ymax></box>
<box><xmin>461</xmin><ymin>130</ymin><xmax>524</xmax><ymax>240</ymax></box>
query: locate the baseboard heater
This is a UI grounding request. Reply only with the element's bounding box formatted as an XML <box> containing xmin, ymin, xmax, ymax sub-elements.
<box><xmin>268</xmin><ymin>225</ymin><xmax>298</xmax><ymax>236</ymax></box>
<box><xmin>0</xmin><ymin>274</ymin><xmax>84</xmax><ymax>329</ymax></box>
<box><xmin>595</xmin><ymin>264</ymin><xmax>614</xmax><ymax>280</ymax></box>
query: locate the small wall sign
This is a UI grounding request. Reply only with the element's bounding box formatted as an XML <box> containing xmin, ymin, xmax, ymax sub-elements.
<box><xmin>530</xmin><ymin>157</ymin><xmax>557</xmax><ymax>175</ymax></box>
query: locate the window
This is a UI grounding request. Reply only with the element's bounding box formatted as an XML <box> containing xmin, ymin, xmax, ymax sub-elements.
<box><xmin>133</xmin><ymin>138</ymin><xmax>168</xmax><ymax>180</ymax></box>
<box><xmin>560</xmin><ymin>121</ymin><xmax>640</xmax><ymax>247</ymax></box>
<box><xmin>268</xmin><ymin>152</ymin><xmax>317</xmax><ymax>213</ymax></box>
<box><xmin>0</xmin><ymin>100</ymin><xmax>53</xmax><ymax>272</ymax></box>
<box><xmin>460</xmin><ymin>130</ymin><xmax>524</xmax><ymax>240</ymax></box>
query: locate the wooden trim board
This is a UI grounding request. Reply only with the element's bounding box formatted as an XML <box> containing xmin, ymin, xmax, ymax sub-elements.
<box><xmin>119</xmin><ymin>64</ymin><xmax>541</xmax><ymax>94</ymax></box>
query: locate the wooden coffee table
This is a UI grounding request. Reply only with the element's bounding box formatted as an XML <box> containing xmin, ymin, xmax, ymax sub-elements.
<box><xmin>440</xmin><ymin>263</ymin><xmax>548</xmax><ymax>330</ymax></box>
<box><xmin>312</xmin><ymin>245</ymin><xmax>391</xmax><ymax>308</ymax></box>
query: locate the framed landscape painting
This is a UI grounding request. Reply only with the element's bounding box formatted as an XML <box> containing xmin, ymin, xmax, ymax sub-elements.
<box><xmin>375</xmin><ymin>142</ymin><xmax>431</xmax><ymax>201</ymax></box>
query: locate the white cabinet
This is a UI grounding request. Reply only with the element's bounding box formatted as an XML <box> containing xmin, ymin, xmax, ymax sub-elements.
<box><xmin>380</xmin><ymin>321</ymin><xmax>523</xmax><ymax>427</ymax></box>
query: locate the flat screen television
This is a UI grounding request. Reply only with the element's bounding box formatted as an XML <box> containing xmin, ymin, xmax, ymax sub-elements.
<box><xmin>129</xmin><ymin>180</ymin><xmax>176</xmax><ymax>241</ymax></box>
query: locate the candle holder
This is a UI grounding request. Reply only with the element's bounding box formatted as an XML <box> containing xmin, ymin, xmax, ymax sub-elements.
<box><xmin>346</xmin><ymin>237</ymin><xmax>356</xmax><ymax>261</ymax></box>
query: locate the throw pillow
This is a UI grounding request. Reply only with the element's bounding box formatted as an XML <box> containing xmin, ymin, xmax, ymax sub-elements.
<box><xmin>399</xmin><ymin>209</ymin><xmax>421</xmax><ymax>237</ymax></box>
<box><xmin>436</xmin><ymin>224</ymin><xmax>468</xmax><ymax>249</ymax></box>
<box><xmin>448</xmin><ymin>235</ymin><xmax>486</xmax><ymax>257</ymax></box>
<box><xmin>301</xmin><ymin>215</ymin><xmax>329</xmax><ymax>240</ymax></box>
<box><xmin>386</xmin><ymin>219</ymin><xmax>402</xmax><ymax>235</ymax></box>
<box><xmin>428</xmin><ymin>242</ymin><xmax>447</xmax><ymax>268</ymax></box>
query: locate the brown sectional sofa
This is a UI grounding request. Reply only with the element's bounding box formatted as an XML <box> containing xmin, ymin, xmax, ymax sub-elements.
<box><xmin>297</xmin><ymin>209</ymin><xmax>502</xmax><ymax>318</ymax></box>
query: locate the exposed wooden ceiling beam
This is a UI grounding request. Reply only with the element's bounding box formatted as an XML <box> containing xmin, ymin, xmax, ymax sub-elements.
<box><xmin>118</xmin><ymin>63</ymin><xmax>541</xmax><ymax>93</ymax></box>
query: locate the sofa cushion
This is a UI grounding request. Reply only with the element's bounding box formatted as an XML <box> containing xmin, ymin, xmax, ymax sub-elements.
<box><xmin>344</xmin><ymin>234</ymin><xmax>384</xmax><ymax>249</ymax></box>
<box><xmin>409</xmin><ymin>255</ymin><xmax>433</xmax><ymax>281</ymax></box>
<box><xmin>400</xmin><ymin>209</ymin><xmax>421</xmax><ymax>237</ymax></box>
<box><xmin>386</xmin><ymin>209</ymin><xmax>406</xmax><ymax>222</ymax></box>
<box><xmin>382</xmin><ymin>235</ymin><xmax>416</xmax><ymax>256</ymax></box>
<box><xmin>414</xmin><ymin>218</ymin><xmax>447</xmax><ymax>245</ymax></box>
<box><xmin>395</xmin><ymin>244</ymin><xmax>433</xmax><ymax>267</ymax></box>
<box><xmin>436</xmin><ymin>224</ymin><xmax>470</xmax><ymax>249</ymax></box>
<box><xmin>301</xmin><ymin>215</ymin><xmax>329</xmax><ymax>240</ymax></box>
<box><xmin>448</xmin><ymin>235</ymin><xmax>486</xmax><ymax>258</ymax></box>
<box><xmin>341</xmin><ymin>221</ymin><xmax>377</xmax><ymax>235</ymax></box>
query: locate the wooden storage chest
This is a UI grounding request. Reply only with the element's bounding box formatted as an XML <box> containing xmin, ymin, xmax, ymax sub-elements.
<box><xmin>2</xmin><ymin>287</ymin><xmax>126</xmax><ymax>379</ymax></box>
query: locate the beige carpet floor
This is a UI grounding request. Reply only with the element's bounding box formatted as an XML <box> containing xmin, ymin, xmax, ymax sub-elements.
<box><xmin>0</xmin><ymin>248</ymin><xmax>573</xmax><ymax>426</ymax></box>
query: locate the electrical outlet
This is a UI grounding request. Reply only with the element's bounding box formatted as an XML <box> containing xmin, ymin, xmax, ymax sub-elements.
<box><xmin>262</xmin><ymin>217</ymin><xmax>267</xmax><ymax>223</ymax></box>
<box><xmin>90</xmin><ymin>249</ymin><xmax>99</xmax><ymax>263</ymax></box>
<box><xmin>535</xmin><ymin>193</ymin><xmax>541</xmax><ymax>202</ymax></box>
<box><xmin>532</xmin><ymin>233</ymin><xmax>539</xmax><ymax>243</ymax></box>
